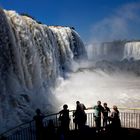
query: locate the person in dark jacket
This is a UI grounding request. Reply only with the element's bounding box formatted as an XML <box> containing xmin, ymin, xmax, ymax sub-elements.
<box><xmin>59</xmin><ymin>104</ymin><xmax>70</xmax><ymax>137</ymax></box>
<box><xmin>74</xmin><ymin>101</ymin><xmax>87</xmax><ymax>130</ymax></box>
<box><xmin>102</xmin><ymin>102</ymin><xmax>111</xmax><ymax>130</ymax></box>
<box><xmin>33</xmin><ymin>109</ymin><xmax>45</xmax><ymax>140</ymax></box>
<box><xmin>110</xmin><ymin>105</ymin><xmax>121</xmax><ymax>134</ymax></box>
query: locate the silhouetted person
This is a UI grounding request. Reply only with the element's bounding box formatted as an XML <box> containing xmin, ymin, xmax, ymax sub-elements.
<box><xmin>110</xmin><ymin>105</ymin><xmax>121</xmax><ymax>135</ymax></box>
<box><xmin>73</xmin><ymin>110</ymin><xmax>78</xmax><ymax>130</ymax></box>
<box><xmin>93</xmin><ymin>101</ymin><xmax>104</xmax><ymax>133</ymax></box>
<box><xmin>102</xmin><ymin>102</ymin><xmax>110</xmax><ymax>130</ymax></box>
<box><xmin>59</xmin><ymin>104</ymin><xmax>70</xmax><ymax>137</ymax></box>
<box><xmin>74</xmin><ymin>101</ymin><xmax>87</xmax><ymax>130</ymax></box>
<box><xmin>33</xmin><ymin>109</ymin><xmax>45</xmax><ymax>140</ymax></box>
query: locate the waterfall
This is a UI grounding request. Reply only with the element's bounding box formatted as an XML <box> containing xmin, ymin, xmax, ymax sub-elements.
<box><xmin>87</xmin><ymin>41</ymin><xmax>125</xmax><ymax>61</ymax></box>
<box><xmin>88</xmin><ymin>41</ymin><xmax>140</xmax><ymax>61</ymax></box>
<box><xmin>124</xmin><ymin>42</ymin><xmax>140</xmax><ymax>60</ymax></box>
<box><xmin>0</xmin><ymin>9</ymin><xmax>87</xmax><ymax>132</ymax></box>
<box><xmin>86</xmin><ymin>41</ymin><xmax>140</xmax><ymax>76</ymax></box>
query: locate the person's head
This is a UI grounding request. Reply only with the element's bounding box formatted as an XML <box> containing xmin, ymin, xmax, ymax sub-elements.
<box><xmin>76</xmin><ymin>101</ymin><xmax>80</xmax><ymax>105</ymax></box>
<box><xmin>113</xmin><ymin>105</ymin><xmax>118</xmax><ymax>111</ymax></box>
<box><xmin>36</xmin><ymin>108</ymin><xmax>41</xmax><ymax>115</ymax></box>
<box><xmin>63</xmin><ymin>104</ymin><xmax>68</xmax><ymax>110</ymax></box>
<box><xmin>103</xmin><ymin>102</ymin><xmax>107</xmax><ymax>107</ymax></box>
<box><xmin>97</xmin><ymin>101</ymin><xmax>101</xmax><ymax>105</ymax></box>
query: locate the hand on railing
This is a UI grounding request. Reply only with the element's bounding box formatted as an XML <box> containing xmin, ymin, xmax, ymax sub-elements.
<box><xmin>86</xmin><ymin>107</ymin><xmax>93</xmax><ymax>110</ymax></box>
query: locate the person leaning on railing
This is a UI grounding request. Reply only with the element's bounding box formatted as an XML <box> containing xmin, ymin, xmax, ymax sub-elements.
<box><xmin>87</xmin><ymin>101</ymin><xmax>104</xmax><ymax>133</ymax></box>
<box><xmin>73</xmin><ymin>101</ymin><xmax>87</xmax><ymax>130</ymax></box>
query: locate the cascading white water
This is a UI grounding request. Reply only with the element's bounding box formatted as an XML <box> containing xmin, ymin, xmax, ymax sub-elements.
<box><xmin>0</xmin><ymin>9</ymin><xmax>87</xmax><ymax>132</ymax></box>
<box><xmin>124</xmin><ymin>42</ymin><xmax>140</xmax><ymax>60</ymax></box>
<box><xmin>87</xmin><ymin>41</ymin><xmax>125</xmax><ymax>61</ymax></box>
<box><xmin>88</xmin><ymin>41</ymin><xmax>140</xmax><ymax>61</ymax></box>
<box><xmin>54</xmin><ymin>67</ymin><xmax>140</xmax><ymax>110</ymax></box>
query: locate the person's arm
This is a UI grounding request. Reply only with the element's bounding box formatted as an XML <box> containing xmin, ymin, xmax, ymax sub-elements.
<box><xmin>59</xmin><ymin>110</ymin><xmax>63</xmax><ymax>115</ymax></box>
<box><xmin>86</xmin><ymin>106</ymin><xmax>93</xmax><ymax>109</ymax></box>
<box><xmin>40</xmin><ymin>112</ymin><xmax>45</xmax><ymax>118</ymax></box>
<box><xmin>83</xmin><ymin>104</ymin><xmax>86</xmax><ymax>110</ymax></box>
<box><xmin>58</xmin><ymin>110</ymin><xmax>63</xmax><ymax>121</ymax></box>
<box><xmin>110</xmin><ymin>111</ymin><xmax>114</xmax><ymax>118</ymax></box>
<box><xmin>101</xmin><ymin>107</ymin><xmax>104</xmax><ymax>118</ymax></box>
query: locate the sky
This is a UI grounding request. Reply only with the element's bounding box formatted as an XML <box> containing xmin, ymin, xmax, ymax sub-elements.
<box><xmin>0</xmin><ymin>0</ymin><xmax>140</xmax><ymax>43</ymax></box>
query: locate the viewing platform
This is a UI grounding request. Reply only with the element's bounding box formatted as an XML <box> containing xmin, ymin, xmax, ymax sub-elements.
<box><xmin>0</xmin><ymin>108</ymin><xmax>140</xmax><ymax>140</ymax></box>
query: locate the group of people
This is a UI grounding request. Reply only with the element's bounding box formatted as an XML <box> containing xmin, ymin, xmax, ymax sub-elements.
<box><xmin>89</xmin><ymin>100</ymin><xmax>121</xmax><ymax>133</ymax></box>
<box><xmin>33</xmin><ymin>100</ymin><xmax>121</xmax><ymax>140</ymax></box>
<box><xmin>59</xmin><ymin>101</ymin><xmax>87</xmax><ymax>132</ymax></box>
<box><xmin>59</xmin><ymin>100</ymin><xmax>121</xmax><ymax>134</ymax></box>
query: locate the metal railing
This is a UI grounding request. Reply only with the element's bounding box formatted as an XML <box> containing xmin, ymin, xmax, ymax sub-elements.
<box><xmin>120</xmin><ymin>112</ymin><xmax>140</xmax><ymax>128</ymax></box>
<box><xmin>0</xmin><ymin>121</ymin><xmax>35</xmax><ymax>140</ymax></box>
<box><xmin>0</xmin><ymin>108</ymin><xmax>140</xmax><ymax>140</ymax></box>
<box><xmin>0</xmin><ymin>112</ymin><xmax>61</xmax><ymax>140</ymax></box>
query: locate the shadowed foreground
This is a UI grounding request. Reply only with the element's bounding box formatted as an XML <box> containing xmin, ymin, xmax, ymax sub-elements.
<box><xmin>45</xmin><ymin>127</ymin><xmax>140</xmax><ymax>140</ymax></box>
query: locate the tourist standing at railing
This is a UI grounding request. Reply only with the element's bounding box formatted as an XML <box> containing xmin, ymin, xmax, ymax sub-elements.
<box><xmin>102</xmin><ymin>102</ymin><xmax>111</xmax><ymax>130</ymax></box>
<box><xmin>88</xmin><ymin>101</ymin><xmax>104</xmax><ymax>133</ymax></box>
<box><xmin>110</xmin><ymin>105</ymin><xmax>121</xmax><ymax>135</ymax></box>
<box><xmin>59</xmin><ymin>104</ymin><xmax>70</xmax><ymax>137</ymax></box>
<box><xmin>33</xmin><ymin>108</ymin><xmax>45</xmax><ymax>140</ymax></box>
<box><xmin>73</xmin><ymin>101</ymin><xmax>87</xmax><ymax>130</ymax></box>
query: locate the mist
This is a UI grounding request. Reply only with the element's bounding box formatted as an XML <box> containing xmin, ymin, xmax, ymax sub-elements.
<box><xmin>89</xmin><ymin>2</ymin><xmax>140</xmax><ymax>43</ymax></box>
<box><xmin>54</xmin><ymin>61</ymin><xmax>140</xmax><ymax>110</ymax></box>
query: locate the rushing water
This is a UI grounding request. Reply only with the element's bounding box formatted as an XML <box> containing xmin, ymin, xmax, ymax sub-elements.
<box><xmin>54</xmin><ymin>64</ymin><xmax>140</xmax><ymax>110</ymax></box>
<box><xmin>124</xmin><ymin>42</ymin><xmax>140</xmax><ymax>60</ymax></box>
<box><xmin>87</xmin><ymin>41</ymin><xmax>140</xmax><ymax>61</ymax></box>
